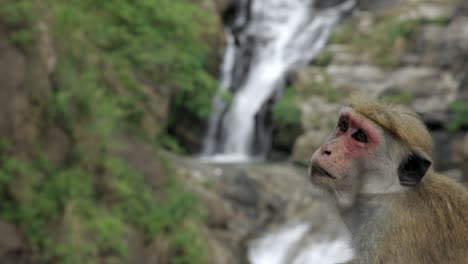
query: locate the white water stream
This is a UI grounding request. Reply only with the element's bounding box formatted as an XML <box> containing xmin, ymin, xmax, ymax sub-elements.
<box><xmin>202</xmin><ymin>0</ymin><xmax>355</xmax><ymax>163</ymax></box>
<box><xmin>248</xmin><ymin>222</ymin><xmax>353</xmax><ymax>264</ymax></box>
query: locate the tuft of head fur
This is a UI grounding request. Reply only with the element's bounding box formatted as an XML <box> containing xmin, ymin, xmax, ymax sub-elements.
<box><xmin>348</xmin><ymin>96</ymin><xmax>433</xmax><ymax>158</ymax></box>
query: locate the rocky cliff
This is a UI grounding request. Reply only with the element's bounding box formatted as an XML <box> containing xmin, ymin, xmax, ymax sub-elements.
<box><xmin>290</xmin><ymin>0</ymin><xmax>468</xmax><ymax>182</ymax></box>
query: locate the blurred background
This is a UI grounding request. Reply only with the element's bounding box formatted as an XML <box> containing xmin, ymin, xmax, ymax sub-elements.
<box><xmin>0</xmin><ymin>0</ymin><xmax>466</xmax><ymax>263</ymax></box>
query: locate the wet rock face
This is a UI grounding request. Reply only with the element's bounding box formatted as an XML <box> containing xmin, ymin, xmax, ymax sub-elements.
<box><xmin>314</xmin><ymin>0</ymin><xmax>353</xmax><ymax>9</ymax></box>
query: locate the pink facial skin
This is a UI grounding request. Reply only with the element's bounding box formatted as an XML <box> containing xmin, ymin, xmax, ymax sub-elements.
<box><xmin>336</xmin><ymin>112</ymin><xmax>380</xmax><ymax>158</ymax></box>
<box><xmin>310</xmin><ymin>110</ymin><xmax>381</xmax><ymax>183</ymax></box>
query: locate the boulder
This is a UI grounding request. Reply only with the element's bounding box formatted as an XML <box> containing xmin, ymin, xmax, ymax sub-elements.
<box><xmin>399</xmin><ymin>2</ymin><xmax>454</xmax><ymax>21</ymax></box>
<box><xmin>299</xmin><ymin>97</ymin><xmax>339</xmax><ymax>132</ymax></box>
<box><xmin>291</xmin><ymin>130</ymin><xmax>329</xmax><ymax>166</ymax></box>
<box><xmin>381</xmin><ymin>67</ymin><xmax>458</xmax><ymax>123</ymax></box>
<box><xmin>0</xmin><ymin>220</ymin><xmax>26</xmax><ymax>264</ymax></box>
<box><xmin>326</xmin><ymin>64</ymin><xmax>387</xmax><ymax>97</ymax></box>
<box><xmin>289</xmin><ymin>97</ymin><xmax>338</xmax><ymax>166</ymax></box>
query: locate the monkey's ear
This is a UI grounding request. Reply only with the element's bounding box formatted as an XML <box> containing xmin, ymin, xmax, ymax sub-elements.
<box><xmin>398</xmin><ymin>154</ymin><xmax>431</xmax><ymax>186</ymax></box>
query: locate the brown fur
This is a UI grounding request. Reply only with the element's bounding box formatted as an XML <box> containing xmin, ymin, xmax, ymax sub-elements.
<box><xmin>373</xmin><ymin>173</ymin><xmax>468</xmax><ymax>263</ymax></box>
<box><xmin>349</xmin><ymin>96</ymin><xmax>433</xmax><ymax>156</ymax></box>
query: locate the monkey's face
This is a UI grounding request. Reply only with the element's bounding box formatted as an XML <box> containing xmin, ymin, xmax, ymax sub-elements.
<box><xmin>309</xmin><ymin>107</ymin><xmax>385</xmax><ymax>207</ymax></box>
<box><xmin>309</xmin><ymin>100</ymin><xmax>433</xmax><ymax>208</ymax></box>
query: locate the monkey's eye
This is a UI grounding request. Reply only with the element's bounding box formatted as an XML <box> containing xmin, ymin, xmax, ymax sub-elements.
<box><xmin>338</xmin><ymin>120</ymin><xmax>349</xmax><ymax>133</ymax></box>
<box><xmin>352</xmin><ymin>129</ymin><xmax>368</xmax><ymax>143</ymax></box>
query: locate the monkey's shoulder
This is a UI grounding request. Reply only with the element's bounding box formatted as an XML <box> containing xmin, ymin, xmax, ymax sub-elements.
<box><xmin>415</xmin><ymin>173</ymin><xmax>467</xmax><ymax>204</ymax></box>
<box><xmin>392</xmin><ymin>173</ymin><xmax>468</xmax><ymax>240</ymax></box>
<box><xmin>399</xmin><ymin>173</ymin><xmax>468</xmax><ymax>216</ymax></box>
<box><xmin>373</xmin><ymin>175</ymin><xmax>468</xmax><ymax>263</ymax></box>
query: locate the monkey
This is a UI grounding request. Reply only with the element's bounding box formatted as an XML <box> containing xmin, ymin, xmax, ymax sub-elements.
<box><xmin>308</xmin><ymin>97</ymin><xmax>468</xmax><ymax>263</ymax></box>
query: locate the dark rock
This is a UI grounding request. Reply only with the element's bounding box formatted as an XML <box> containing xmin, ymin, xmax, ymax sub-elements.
<box><xmin>455</xmin><ymin>0</ymin><xmax>468</xmax><ymax>17</ymax></box>
<box><xmin>357</xmin><ymin>0</ymin><xmax>401</xmax><ymax>11</ymax></box>
<box><xmin>118</xmin><ymin>136</ymin><xmax>167</xmax><ymax>190</ymax></box>
<box><xmin>315</xmin><ymin>0</ymin><xmax>353</xmax><ymax>10</ymax></box>
<box><xmin>143</xmin><ymin>237</ymin><xmax>171</xmax><ymax>264</ymax></box>
<box><xmin>220</xmin><ymin>171</ymin><xmax>260</xmax><ymax>210</ymax></box>
<box><xmin>272</xmin><ymin>123</ymin><xmax>303</xmax><ymax>154</ymax></box>
<box><xmin>432</xmin><ymin>131</ymin><xmax>457</xmax><ymax>170</ymax></box>
<box><xmin>453</xmin><ymin>134</ymin><xmax>468</xmax><ymax>185</ymax></box>
<box><xmin>0</xmin><ymin>220</ymin><xmax>27</xmax><ymax>264</ymax></box>
<box><xmin>43</xmin><ymin>126</ymin><xmax>71</xmax><ymax>164</ymax></box>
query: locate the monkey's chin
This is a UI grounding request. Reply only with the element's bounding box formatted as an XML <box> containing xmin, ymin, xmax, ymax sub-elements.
<box><xmin>309</xmin><ymin>167</ymin><xmax>334</xmax><ymax>188</ymax></box>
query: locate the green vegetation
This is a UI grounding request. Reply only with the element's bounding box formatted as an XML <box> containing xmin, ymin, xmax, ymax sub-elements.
<box><xmin>418</xmin><ymin>16</ymin><xmax>452</xmax><ymax>26</ymax></box>
<box><xmin>273</xmin><ymin>88</ymin><xmax>302</xmax><ymax>128</ymax></box>
<box><xmin>0</xmin><ymin>0</ymin><xmax>215</xmax><ymax>262</ymax></box>
<box><xmin>158</xmin><ymin>134</ymin><xmax>187</xmax><ymax>154</ymax></box>
<box><xmin>0</xmin><ymin>146</ymin><xmax>205</xmax><ymax>263</ymax></box>
<box><xmin>0</xmin><ymin>0</ymin><xmax>36</xmax><ymax>47</ymax></box>
<box><xmin>49</xmin><ymin>0</ymin><xmax>218</xmax><ymax>134</ymax></box>
<box><xmin>312</xmin><ymin>51</ymin><xmax>333</xmax><ymax>67</ymax></box>
<box><xmin>381</xmin><ymin>92</ymin><xmax>415</xmax><ymax>104</ymax></box>
<box><xmin>299</xmin><ymin>73</ymin><xmax>340</xmax><ymax>103</ymax></box>
<box><xmin>447</xmin><ymin>101</ymin><xmax>468</xmax><ymax>132</ymax></box>
<box><xmin>220</xmin><ymin>91</ymin><xmax>234</xmax><ymax>104</ymax></box>
<box><xmin>272</xmin><ymin>87</ymin><xmax>303</xmax><ymax>152</ymax></box>
<box><xmin>329</xmin><ymin>22</ymin><xmax>353</xmax><ymax>44</ymax></box>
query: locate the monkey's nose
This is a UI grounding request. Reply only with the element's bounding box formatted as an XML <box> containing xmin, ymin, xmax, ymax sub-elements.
<box><xmin>321</xmin><ymin>148</ymin><xmax>332</xmax><ymax>156</ymax></box>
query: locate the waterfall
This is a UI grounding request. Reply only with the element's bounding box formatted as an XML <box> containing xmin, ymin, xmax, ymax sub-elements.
<box><xmin>202</xmin><ymin>0</ymin><xmax>355</xmax><ymax>162</ymax></box>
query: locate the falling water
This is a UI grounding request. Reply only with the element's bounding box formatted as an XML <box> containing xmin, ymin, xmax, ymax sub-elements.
<box><xmin>202</xmin><ymin>0</ymin><xmax>355</xmax><ymax>163</ymax></box>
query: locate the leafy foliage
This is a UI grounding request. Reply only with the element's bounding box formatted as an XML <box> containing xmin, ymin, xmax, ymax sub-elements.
<box><xmin>0</xmin><ymin>148</ymin><xmax>206</xmax><ymax>263</ymax></box>
<box><xmin>0</xmin><ymin>0</ymin><xmax>36</xmax><ymax>47</ymax></box>
<box><xmin>298</xmin><ymin>72</ymin><xmax>340</xmax><ymax>103</ymax></box>
<box><xmin>381</xmin><ymin>92</ymin><xmax>415</xmax><ymax>105</ymax></box>
<box><xmin>273</xmin><ymin>88</ymin><xmax>302</xmax><ymax>127</ymax></box>
<box><xmin>448</xmin><ymin>101</ymin><xmax>468</xmax><ymax>132</ymax></box>
<box><xmin>0</xmin><ymin>0</ymin><xmax>214</xmax><ymax>262</ymax></box>
<box><xmin>49</xmin><ymin>0</ymin><xmax>218</xmax><ymax>130</ymax></box>
<box><xmin>312</xmin><ymin>51</ymin><xmax>334</xmax><ymax>67</ymax></box>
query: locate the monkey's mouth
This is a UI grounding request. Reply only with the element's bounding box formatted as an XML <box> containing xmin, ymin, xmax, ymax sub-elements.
<box><xmin>310</xmin><ymin>164</ymin><xmax>336</xmax><ymax>179</ymax></box>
